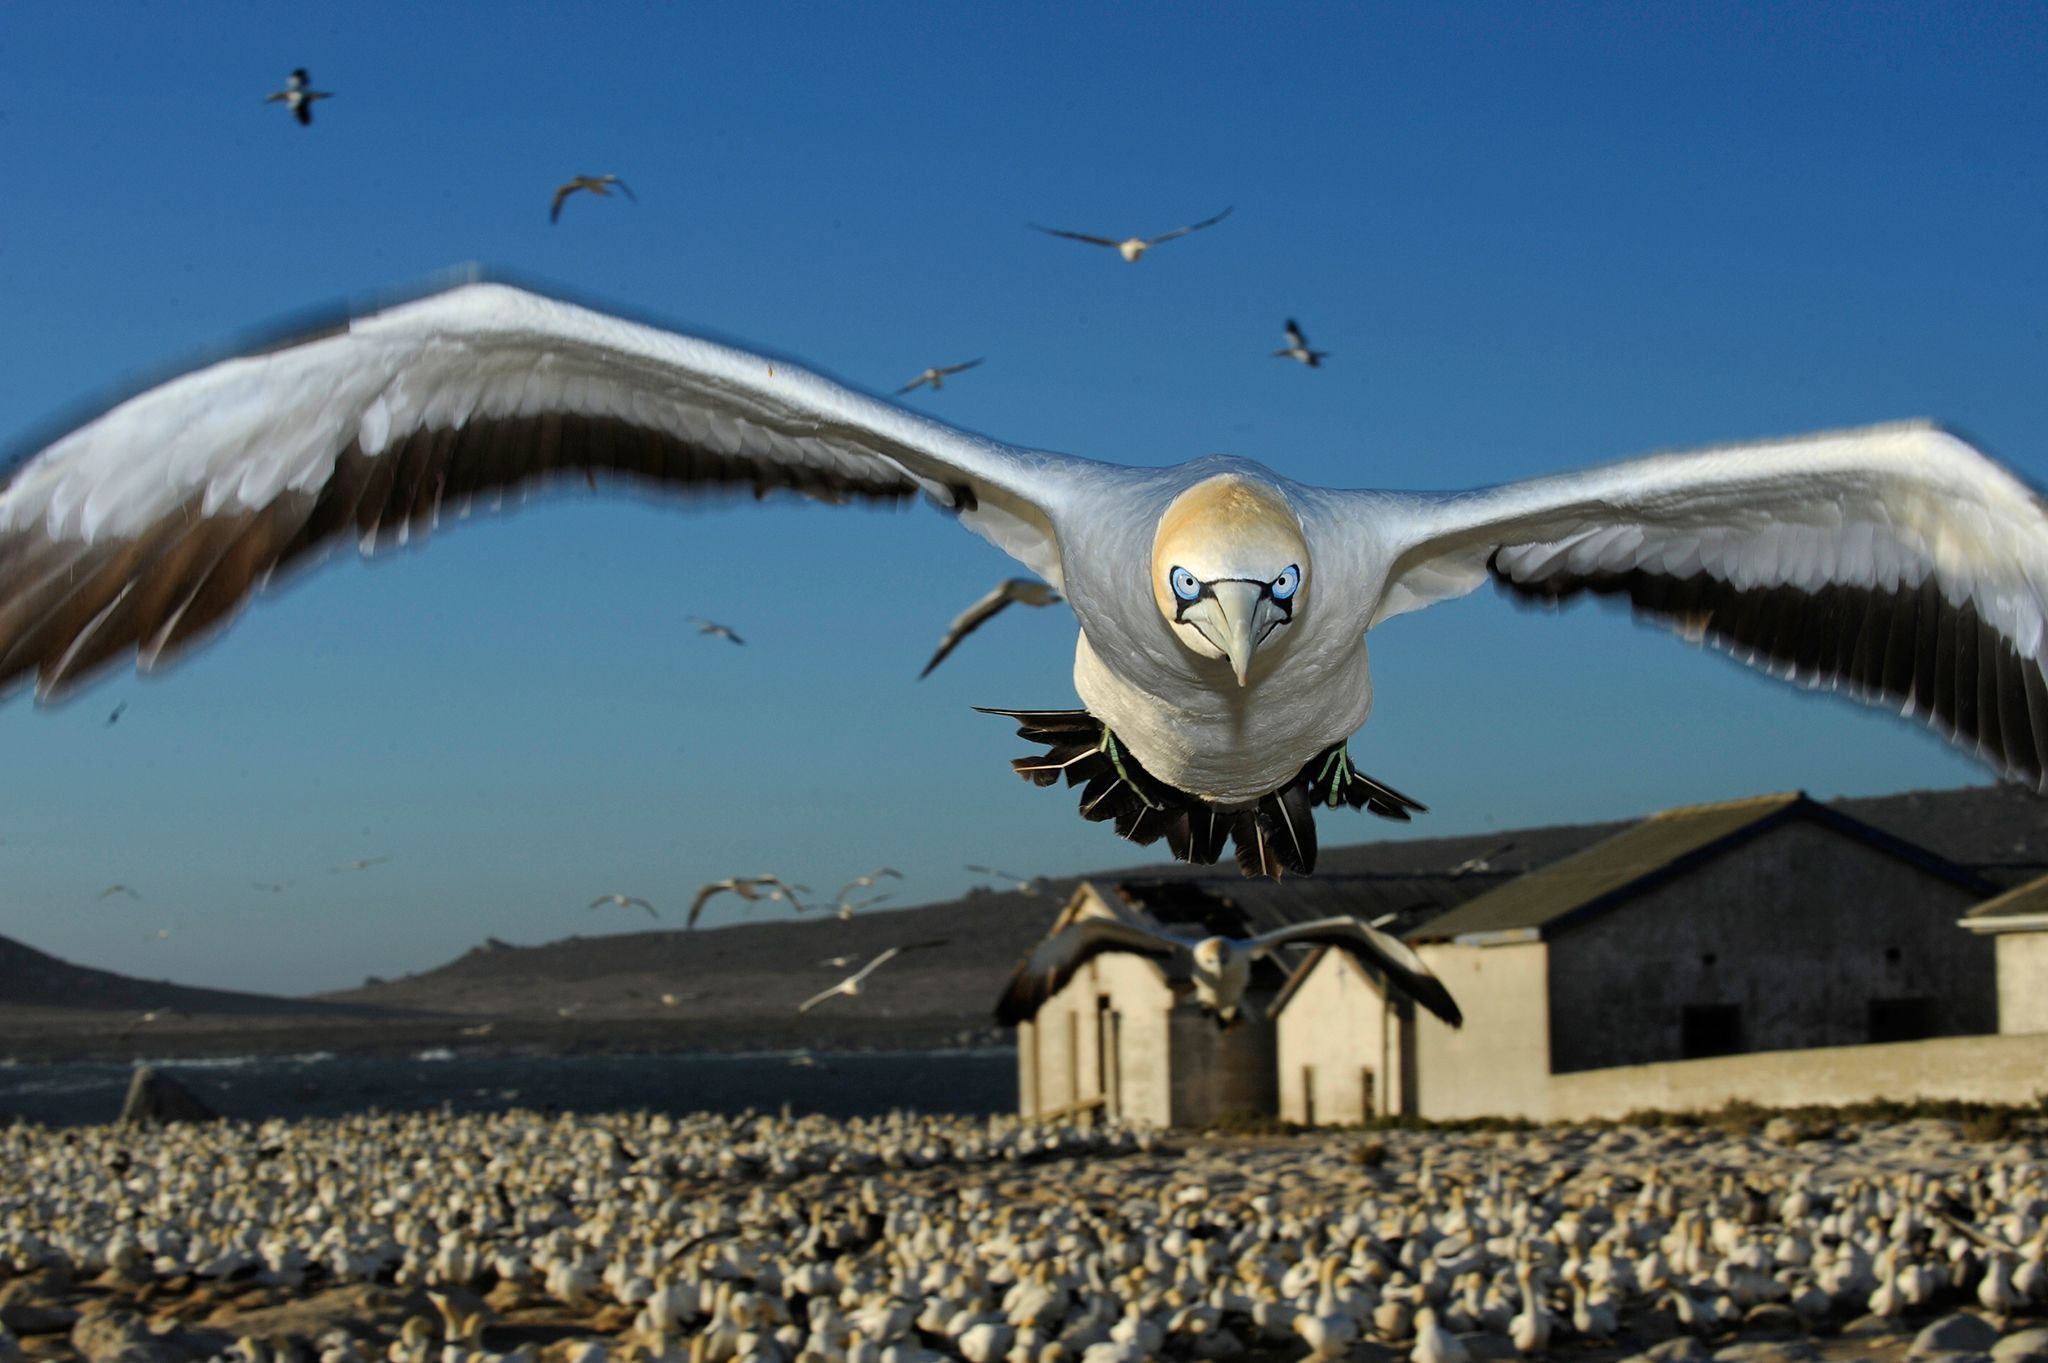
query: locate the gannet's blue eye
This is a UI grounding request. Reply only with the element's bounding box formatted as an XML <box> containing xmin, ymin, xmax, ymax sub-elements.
<box><xmin>1271</xmin><ymin>564</ymin><xmax>1301</xmax><ymax>600</ymax></box>
<box><xmin>1170</xmin><ymin>567</ymin><xmax>1202</xmax><ymax>602</ymax></box>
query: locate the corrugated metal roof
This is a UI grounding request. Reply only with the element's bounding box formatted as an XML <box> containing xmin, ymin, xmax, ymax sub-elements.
<box><xmin>1410</xmin><ymin>792</ymin><xmax>1807</xmax><ymax>942</ymax></box>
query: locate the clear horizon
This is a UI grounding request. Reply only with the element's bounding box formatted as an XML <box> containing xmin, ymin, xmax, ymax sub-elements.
<box><xmin>2</xmin><ymin>4</ymin><xmax>2043</xmax><ymax>995</ymax></box>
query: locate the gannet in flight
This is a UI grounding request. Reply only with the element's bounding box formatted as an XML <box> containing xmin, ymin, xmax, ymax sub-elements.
<box><xmin>687</xmin><ymin>874</ymin><xmax>808</xmax><ymax>928</ymax></box>
<box><xmin>995</xmin><ymin>913</ymin><xmax>1462</xmax><ymax>1027</ymax></box>
<box><xmin>920</xmin><ymin>578</ymin><xmax>1062</xmax><ymax>678</ymax></box>
<box><xmin>1272</xmin><ymin>319</ymin><xmax>1328</xmax><ymax>369</ymax></box>
<box><xmin>896</xmin><ymin>359</ymin><xmax>983</xmax><ymax>396</ymax></box>
<box><xmin>265</xmin><ymin>69</ymin><xmax>332</xmax><ymax>126</ymax></box>
<box><xmin>1029</xmin><ymin>206</ymin><xmax>1233</xmax><ymax>263</ymax></box>
<box><xmin>686</xmin><ymin>615</ymin><xmax>744</xmax><ymax>645</ymax></box>
<box><xmin>2</xmin><ymin>278</ymin><xmax>2045</xmax><ymax>878</ymax></box>
<box><xmin>551</xmin><ymin>174</ymin><xmax>636</xmax><ymax>224</ymax></box>
<box><xmin>589</xmin><ymin>892</ymin><xmax>657</xmax><ymax>919</ymax></box>
<box><xmin>797</xmin><ymin>940</ymin><xmax>946</xmax><ymax>1014</ymax></box>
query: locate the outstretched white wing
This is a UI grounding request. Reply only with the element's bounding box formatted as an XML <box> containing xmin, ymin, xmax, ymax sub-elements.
<box><xmin>0</xmin><ymin>278</ymin><xmax>1115</xmax><ymax>700</ymax></box>
<box><xmin>1342</xmin><ymin>421</ymin><xmax>2048</xmax><ymax>788</ymax></box>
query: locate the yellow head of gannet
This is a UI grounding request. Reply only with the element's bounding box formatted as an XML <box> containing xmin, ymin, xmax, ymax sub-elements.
<box><xmin>1150</xmin><ymin>475</ymin><xmax>1308</xmax><ymax>686</ymax></box>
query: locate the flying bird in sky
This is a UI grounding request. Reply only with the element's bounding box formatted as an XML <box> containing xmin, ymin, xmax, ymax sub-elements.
<box><xmin>835</xmin><ymin>892</ymin><xmax>891</xmax><ymax>921</ymax></box>
<box><xmin>895</xmin><ymin>359</ymin><xmax>983</xmax><ymax>396</ymax></box>
<box><xmin>687</xmin><ymin>874</ymin><xmax>808</xmax><ymax>928</ymax></box>
<box><xmin>833</xmin><ymin>867</ymin><xmax>902</xmax><ymax>901</ymax></box>
<box><xmin>996</xmin><ymin>913</ymin><xmax>1463</xmax><ymax>1027</ymax></box>
<box><xmin>264</xmin><ymin>68</ymin><xmax>332</xmax><ymax>126</ymax></box>
<box><xmin>798</xmin><ymin>940</ymin><xmax>947</xmax><ymax>1014</ymax></box>
<box><xmin>588</xmin><ymin>892</ymin><xmax>657</xmax><ymax>919</ymax></box>
<box><xmin>332</xmin><ymin>857</ymin><xmax>387</xmax><ymax>873</ymax></box>
<box><xmin>96</xmin><ymin>884</ymin><xmax>140</xmax><ymax>901</ymax></box>
<box><xmin>920</xmin><ymin>577</ymin><xmax>1063</xmax><ymax>678</ymax></box>
<box><xmin>104</xmin><ymin>701</ymin><xmax>126</xmax><ymax>725</ymax></box>
<box><xmin>1272</xmin><ymin>319</ymin><xmax>1328</xmax><ymax>368</ymax></box>
<box><xmin>686</xmin><ymin>616</ymin><xmax>744</xmax><ymax>645</ymax></box>
<box><xmin>551</xmin><ymin>174</ymin><xmax>636</xmax><ymax>224</ymax></box>
<box><xmin>2</xmin><ymin>280</ymin><xmax>2046</xmax><ymax>879</ymax></box>
<box><xmin>965</xmin><ymin>865</ymin><xmax>1046</xmax><ymax>895</ymax></box>
<box><xmin>1029</xmin><ymin>206</ymin><xmax>1234</xmax><ymax>263</ymax></box>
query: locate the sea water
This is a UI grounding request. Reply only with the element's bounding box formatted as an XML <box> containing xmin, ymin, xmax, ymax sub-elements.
<box><xmin>0</xmin><ymin>1048</ymin><xmax>1013</xmax><ymax>1127</ymax></box>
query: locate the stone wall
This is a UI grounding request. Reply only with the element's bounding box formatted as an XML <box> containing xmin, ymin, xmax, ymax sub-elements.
<box><xmin>1276</xmin><ymin>951</ymin><xmax>1401</xmax><ymax>1124</ymax></box>
<box><xmin>1413</xmin><ymin>940</ymin><xmax>1551</xmax><ymax>1121</ymax></box>
<box><xmin>1544</xmin><ymin>1031</ymin><xmax>2048</xmax><ymax>1120</ymax></box>
<box><xmin>1997</xmin><ymin>933</ymin><xmax>2048</xmax><ymax>1035</ymax></box>
<box><xmin>1544</xmin><ymin>820</ymin><xmax>1994</xmax><ymax>1073</ymax></box>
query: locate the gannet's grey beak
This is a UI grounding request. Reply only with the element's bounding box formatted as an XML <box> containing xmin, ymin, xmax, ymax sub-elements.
<box><xmin>1203</xmin><ymin>580</ymin><xmax>1265</xmax><ymax>687</ymax></box>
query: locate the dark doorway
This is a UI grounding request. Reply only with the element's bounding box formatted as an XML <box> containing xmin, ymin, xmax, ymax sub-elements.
<box><xmin>1868</xmin><ymin>997</ymin><xmax>1937</xmax><ymax>1043</ymax></box>
<box><xmin>1681</xmin><ymin>1003</ymin><xmax>1743</xmax><ymax>1059</ymax></box>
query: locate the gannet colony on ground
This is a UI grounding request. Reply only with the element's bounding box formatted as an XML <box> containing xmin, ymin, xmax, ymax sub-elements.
<box><xmin>0</xmin><ymin>1110</ymin><xmax>2043</xmax><ymax>1363</ymax></box>
<box><xmin>1</xmin><ymin>282</ymin><xmax>2046</xmax><ymax>876</ymax></box>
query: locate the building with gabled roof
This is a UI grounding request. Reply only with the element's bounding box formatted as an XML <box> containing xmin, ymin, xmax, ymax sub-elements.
<box><xmin>1959</xmin><ymin>873</ymin><xmax>2048</xmax><ymax>1035</ymax></box>
<box><xmin>1410</xmin><ymin>791</ymin><xmax>1999</xmax><ymax>1120</ymax></box>
<box><xmin>1006</xmin><ymin>870</ymin><xmax>1496</xmax><ymax>1127</ymax></box>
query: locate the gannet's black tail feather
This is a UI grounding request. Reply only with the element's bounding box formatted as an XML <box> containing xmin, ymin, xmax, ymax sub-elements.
<box><xmin>980</xmin><ymin>708</ymin><xmax>1421</xmax><ymax>880</ymax></box>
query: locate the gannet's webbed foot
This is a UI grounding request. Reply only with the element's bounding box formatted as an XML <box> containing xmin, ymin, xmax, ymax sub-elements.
<box><xmin>1303</xmin><ymin>741</ymin><xmax>1427</xmax><ymax>820</ymax></box>
<box><xmin>980</xmin><ymin>711</ymin><xmax>1427</xmax><ymax>881</ymax></box>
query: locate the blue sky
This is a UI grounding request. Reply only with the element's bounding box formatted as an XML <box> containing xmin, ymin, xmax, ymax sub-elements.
<box><xmin>1</xmin><ymin>4</ymin><xmax>2044</xmax><ymax>996</ymax></box>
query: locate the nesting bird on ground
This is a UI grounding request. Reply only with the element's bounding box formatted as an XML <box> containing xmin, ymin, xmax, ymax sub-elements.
<box><xmin>797</xmin><ymin>941</ymin><xmax>945</xmax><ymax>1013</ymax></box>
<box><xmin>3</xmin><ymin>279</ymin><xmax>2047</xmax><ymax>878</ymax></box>
<box><xmin>896</xmin><ymin>360</ymin><xmax>983</xmax><ymax>396</ymax></box>
<box><xmin>688</xmin><ymin>875</ymin><xmax>808</xmax><ymax>929</ymax></box>
<box><xmin>994</xmin><ymin>911</ymin><xmax>1462</xmax><ymax>1027</ymax></box>
<box><xmin>687</xmin><ymin>616</ymin><xmax>745</xmax><ymax>645</ymax></box>
<box><xmin>551</xmin><ymin>175</ymin><xmax>636</xmax><ymax>223</ymax></box>
<box><xmin>1030</xmin><ymin>207</ymin><xmax>1233</xmax><ymax>263</ymax></box>
<box><xmin>589</xmin><ymin>893</ymin><xmax>658</xmax><ymax>919</ymax></box>
<box><xmin>1272</xmin><ymin>320</ymin><xmax>1328</xmax><ymax>368</ymax></box>
<box><xmin>265</xmin><ymin>68</ymin><xmax>332</xmax><ymax>125</ymax></box>
<box><xmin>920</xmin><ymin>579</ymin><xmax>1063</xmax><ymax>678</ymax></box>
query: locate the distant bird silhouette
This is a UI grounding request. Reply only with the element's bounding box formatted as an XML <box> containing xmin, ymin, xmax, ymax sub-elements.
<box><xmin>966</xmin><ymin>865</ymin><xmax>1044</xmax><ymax>895</ymax></box>
<box><xmin>835</xmin><ymin>892</ymin><xmax>892</xmax><ymax>922</ymax></box>
<box><xmin>1271</xmin><ymin>319</ymin><xmax>1329</xmax><ymax>368</ymax></box>
<box><xmin>588</xmin><ymin>892</ymin><xmax>657</xmax><ymax>919</ymax></box>
<box><xmin>798</xmin><ymin>940</ymin><xmax>947</xmax><ymax>1013</ymax></box>
<box><xmin>997</xmin><ymin>913</ymin><xmax>1461</xmax><ymax>1027</ymax></box>
<box><xmin>895</xmin><ymin>359</ymin><xmax>983</xmax><ymax>396</ymax></box>
<box><xmin>332</xmin><ymin>857</ymin><xmax>387</xmax><ymax>872</ymax></box>
<box><xmin>97</xmin><ymin>884</ymin><xmax>140</xmax><ymax>901</ymax></box>
<box><xmin>687</xmin><ymin>874</ymin><xmax>808</xmax><ymax>928</ymax></box>
<box><xmin>251</xmin><ymin>881</ymin><xmax>290</xmax><ymax>894</ymax></box>
<box><xmin>920</xmin><ymin>578</ymin><xmax>1062</xmax><ymax>677</ymax></box>
<box><xmin>265</xmin><ymin>68</ymin><xmax>332</xmax><ymax>126</ymax></box>
<box><xmin>834</xmin><ymin>868</ymin><xmax>903</xmax><ymax>901</ymax></box>
<box><xmin>686</xmin><ymin>616</ymin><xmax>744</xmax><ymax>645</ymax></box>
<box><xmin>551</xmin><ymin>174</ymin><xmax>636</xmax><ymax>224</ymax></box>
<box><xmin>818</xmin><ymin>954</ymin><xmax>861</xmax><ymax>969</ymax></box>
<box><xmin>119</xmin><ymin>1007</ymin><xmax>178</xmax><ymax>1042</ymax></box>
<box><xmin>105</xmin><ymin>702</ymin><xmax>126</xmax><ymax>726</ymax></box>
<box><xmin>1029</xmin><ymin>206</ymin><xmax>1232</xmax><ymax>263</ymax></box>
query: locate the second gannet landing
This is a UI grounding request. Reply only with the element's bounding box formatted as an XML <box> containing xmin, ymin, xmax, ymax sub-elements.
<box><xmin>994</xmin><ymin>912</ymin><xmax>1463</xmax><ymax>1027</ymax></box>
<box><xmin>4</xmin><ymin>278</ymin><xmax>2047</xmax><ymax>878</ymax></box>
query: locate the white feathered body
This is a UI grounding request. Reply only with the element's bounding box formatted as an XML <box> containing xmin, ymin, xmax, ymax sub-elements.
<box><xmin>1056</xmin><ymin>458</ymin><xmax>1387</xmax><ymax>803</ymax></box>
